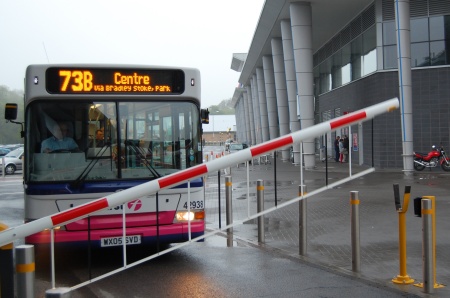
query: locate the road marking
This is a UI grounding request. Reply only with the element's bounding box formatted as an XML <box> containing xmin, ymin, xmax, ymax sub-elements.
<box><xmin>1</xmin><ymin>192</ymin><xmax>24</xmax><ymax>195</ymax></box>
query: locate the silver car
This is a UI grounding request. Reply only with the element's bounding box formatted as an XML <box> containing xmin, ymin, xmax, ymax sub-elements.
<box><xmin>0</xmin><ymin>147</ymin><xmax>24</xmax><ymax>175</ymax></box>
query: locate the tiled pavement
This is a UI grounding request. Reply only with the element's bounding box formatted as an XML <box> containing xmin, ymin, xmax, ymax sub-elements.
<box><xmin>204</xmin><ymin>155</ymin><xmax>450</xmax><ymax>296</ymax></box>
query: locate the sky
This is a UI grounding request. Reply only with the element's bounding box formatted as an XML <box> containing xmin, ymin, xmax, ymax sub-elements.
<box><xmin>0</xmin><ymin>0</ymin><xmax>264</xmax><ymax>108</ymax></box>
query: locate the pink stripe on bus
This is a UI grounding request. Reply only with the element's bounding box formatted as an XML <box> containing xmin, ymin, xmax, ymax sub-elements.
<box><xmin>51</xmin><ymin>198</ymin><xmax>109</xmax><ymax>226</ymax></box>
<box><xmin>158</xmin><ymin>165</ymin><xmax>208</xmax><ymax>189</ymax></box>
<box><xmin>250</xmin><ymin>136</ymin><xmax>293</xmax><ymax>157</ymax></box>
<box><xmin>330</xmin><ymin>111</ymin><xmax>366</xmax><ymax>130</ymax></box>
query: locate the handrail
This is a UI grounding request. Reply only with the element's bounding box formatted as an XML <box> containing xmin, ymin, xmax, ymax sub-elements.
<box><xmin>0</xmin><ymin>98</ymin><xmax>399</xmax><ymax>247</ymax></box>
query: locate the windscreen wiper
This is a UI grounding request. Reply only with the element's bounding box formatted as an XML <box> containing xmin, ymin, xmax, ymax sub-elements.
<box><xmin>70</xmin><ymin>142</ymin><xmax>111</xmax><ymax>189</ymax></box>
<box><xmin>124</xmin><ymin>139</ymin><xmax>161</xmax><ymax>178</ymax></box>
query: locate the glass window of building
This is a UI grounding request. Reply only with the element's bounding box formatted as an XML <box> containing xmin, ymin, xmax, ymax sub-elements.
<box><xmin>411</xmin><ymin>42</ymin><xmax>430</xmax><ymax>67</ymax></box>
<box><xmin>351</xmin><ymin>36</ymin><xmax>362</xmax><ymax>80</ymax></box>
<box><xmin>383</xmin><ymin>21</ymin><xmax>396</xmax><ymax>45</ymax></box>
<box><xmin>331</xmin><ymin>50</ymin><xmax>342</xmax><ymax>89</ymax></box>
<box><xmin>411</xmin><ymin>18</ymin><xmax>429</xmax><ymax>43</ymax></box>
<box><xmin>313</xmin><ymin>67</ymin><xmax>320</xmax><ymax>96</ymax></box>
<box><xmin>362</xmin><ymin>26</ymin><xmax>376</xmax><ymax>76</ymax></box>
<box><xmin>430</xmin><ymin>41</ymin><xmax>447</xmax><ymax>65</ymax></box>
<box><xmin>383</xmin><ymin>45</ymin><xmax>397</xmax><ymax>69</ymax></box>
<box><xmin>341</xmin><ymin>43</ymin><xmax>351</xmax><ymax>85</ymax></box>
<box><xmin>430</xmin><ymin>16</ymin><xmax>445</xmax><ymax>41</ymax></box>
<box><xmin>319</xmin><ymin>59</ymin><xmax>332</xmax><ymax>94</ymax></box>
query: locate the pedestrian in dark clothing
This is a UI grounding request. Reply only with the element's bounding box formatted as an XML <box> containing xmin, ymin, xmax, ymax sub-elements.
<box><xmin>334</xmin><ymin>136</ymin><xmax>340</xmax><ymax>162</ymax></box>
<box><xmin>343</xmin><ymin>135</ymin><xmax>349</xmax><ymax>162</ymax></box>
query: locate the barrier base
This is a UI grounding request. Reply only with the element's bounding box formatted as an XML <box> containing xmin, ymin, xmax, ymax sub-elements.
<box><xmin>392</xmin><ymin>275</ymin><xmax>414</xmax><ymax>284</ymax></box>
<box><xmin>413</xmin><ymin>282</ymin><xmax>446</xmax><ymax>288</ymax></box>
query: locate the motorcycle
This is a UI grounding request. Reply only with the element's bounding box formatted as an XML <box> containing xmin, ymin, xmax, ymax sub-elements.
<box><xmin>413</xmin><ymin>145</ymin><xmax>450</xmax><ymax>171</ymax></box>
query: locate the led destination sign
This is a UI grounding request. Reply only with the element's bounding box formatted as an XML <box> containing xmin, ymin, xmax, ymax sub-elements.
<box><xmin>46</xmin><ymin>68</ymin><xmax>185</xmax><ymax>94</ymax></box>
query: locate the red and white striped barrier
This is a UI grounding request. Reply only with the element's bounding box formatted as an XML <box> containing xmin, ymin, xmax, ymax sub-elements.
<box><xmin>0</xmin><ymin>98</ymin><xmax>399</xmax><ymax>246</ymax></box>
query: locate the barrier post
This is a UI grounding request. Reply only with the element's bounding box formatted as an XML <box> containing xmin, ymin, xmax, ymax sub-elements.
<box><xmin>421</xmin><ymin>199</ymin><xmax>433</xmax><ymax>294</ymax></box>
<box><xmin>414</xmin><ymin>196</ymin><xmax>445</xmax><ymax>289</ymax></box>
<box><xmin>257</xmin><ymin>179</ymin><xmax>265</xmax><ymax>243</ymax></box>
<box><xmin>218</xmin><ymin>170</ymin><xmax>221</xmax><ymax>229</ymax></box>
<box><xmin>2</xmin><ymin>156</ymin><xmax>5</xmax><ymax>178</ymax></box>
<box><xmin>392</xmin><ymin>184</ymin><xmax>414</xmax><ymax>284</ymax></box>
<box><xmin>350</xmin><ymin>191</ymin><xmax>360</xmax><ymax>272</ymax></box>
<box><xmin>298</xmin><ymin>185</ymin><xmax>307</xmax><ymax>256</ymax></box>
<box><xmin>0</xmin><ymin>222</ymin><xmax>14</xmax><ymax>298</ymax></box>
<box><xmin>16</xmin><ymin>244</ymin><xmax>35</xmax><ymax>298</ymax></box>
<box><xmin>225</xmin><ymin>176</ymin><xmax>233</xmax><ymax>247</ymax></box>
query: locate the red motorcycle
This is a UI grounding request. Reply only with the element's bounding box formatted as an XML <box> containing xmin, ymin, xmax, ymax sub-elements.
<box><xmin>413</xmin><ymin>145</ymin><xmax>450</xmax><ymax>171</ymax></box>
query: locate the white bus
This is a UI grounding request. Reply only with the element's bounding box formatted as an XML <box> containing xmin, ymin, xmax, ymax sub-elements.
<box><xmin>5</xmin><ymin>64</ymin><xmax>207</xmax><ymax>248</ymax></box>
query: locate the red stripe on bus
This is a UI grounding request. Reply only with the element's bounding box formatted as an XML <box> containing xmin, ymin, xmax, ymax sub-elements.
<box><xmin>51</xmin><ymin>198</ymin><xmax>109</xmax><ymax>226</ymax></box>
<box><xmin>158</xmin><ymin>165</ymin><xmax>208</xmax><ymax>189</ymax></box>
<box><xmin>330</xmin><ymin>111</ymin><xmax>367</xmax><ymax>129</ymax></box>
<box><xmin>250</xmin><ymin>136</ymin><xmax>293</xmax><ymax>157</ymax></box>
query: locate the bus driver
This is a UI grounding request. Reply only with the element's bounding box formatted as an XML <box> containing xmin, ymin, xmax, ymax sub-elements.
<box><xmin>41</xmin><ymin>122</ymin><xmax>79</xmax><ymax>153</ymax></box>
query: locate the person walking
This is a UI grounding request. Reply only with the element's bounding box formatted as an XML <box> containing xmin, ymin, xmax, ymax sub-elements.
<box><xmin>339</xmin><ymin>139</ymin><xmax>345</xmax><ymax>163</ymax></box>
<box><xmin>343</xmin><ymin>135</ymin><xmax>349</xmax><ymax>162</ymax></box>
<box><xmin>334</xmin><ymin>136</ymin><xmax>340</xmax><ymax>162</ymax></box>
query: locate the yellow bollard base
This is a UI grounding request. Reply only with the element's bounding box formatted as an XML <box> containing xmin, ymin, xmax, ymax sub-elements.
<box><xmin>413</xmin><ymin>282</ymin><xmax>446</xmax><ymax>288</ymax></box>
<box><xmin>392</xmin><ymin>275</ymin><xmax>415</xmax><ymax>284</ymax></box>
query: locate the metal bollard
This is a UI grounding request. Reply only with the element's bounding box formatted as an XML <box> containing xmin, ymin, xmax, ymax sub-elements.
<box><xmin>2</xmin><ymin>156</ymin><xmax>5</xmax><ymax>178</ymax></box>
<box><xmin>350</xmin><ymin>191</ymin><xmax>360</xmax><ymax>272</ymax></box>
<box><xmin>298</xmin><ymin>185</ymin><xmax>307</xmax><ymax>256</ymax></box>
<box><xmin>257</xmin><ymin>179</ymin><xmax>264</xmax><ymax>243</ymax></box>
<box><xmin>0</xmin><ymin>222</ymin><xmax>14</xmax><ymax>298</ymax></box>
<box><xmin>225</xmin><ymin>176</ymin><xmax>233</xmax><ymax>247</ymax></box>
<box><xmin>16</xmin><ymin>244</ymin><xmax>35</xmax><ymax>298</ymax></box>
<box><xmin>422</xmin><ymin>199</ymin><xmax>433</xmax><ymax>294</ymax></box>
<box><xmin>413</xmin><ymin>196</ymin><xmax>445</xmax><ymax>290</ymax></box>
<box><xmin>46</xmin><ymin>287</ymin><xmax>72</xmax><ymax>298</ymax></box>
<box><xmin>392</xmin><ymin>184</ymin><xmax>414</xmax><ymax>284</ymax></box>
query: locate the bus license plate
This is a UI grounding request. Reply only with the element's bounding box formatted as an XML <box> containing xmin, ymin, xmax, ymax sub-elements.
<box><xmin>101</xmin><ymin>235</ymin><xmax>141</xmax><ymax>247</ymax></box>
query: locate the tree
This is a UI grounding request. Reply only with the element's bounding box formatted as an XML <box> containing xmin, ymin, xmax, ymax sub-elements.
<box><xmin>207</xmin><ymin>98</ymin><xmax>235</xmax><ymax>115</ymax></box>
<box><xmin>0</xmin><ymin>85</ymin><xmax>24</xmax><ymax>144</ymax></box>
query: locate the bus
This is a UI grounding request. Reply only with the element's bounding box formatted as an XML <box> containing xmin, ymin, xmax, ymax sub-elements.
<box><xmin>5</xmin><ymin>64</ymin><xmax>208</xmax><ymax>248</ymax></box>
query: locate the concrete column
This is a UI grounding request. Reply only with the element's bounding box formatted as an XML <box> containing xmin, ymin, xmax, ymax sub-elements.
<box><xmin>243</xmin><ymin>91</ymin><xmax>253</xmax><ymax>146</ymax></box>
<box><xmin>239</xmin><ymin>92</ymin><xmax>249</xmax><ymax>142</ymax></box>
<box><xmin>271</xmin><ymin>38</ymin><xmax>290</xmax><ymax>161</ymax></box>
<box><xmin>235</xmin><ymin>100</ymin><xmax>240</xmax><ymax>142</ymax></box>
<box><xmin>256</xmin><ymin>68</ymin><xmax>270</xmax><ymax>142</ymax></box>
<box><xmin>235</xmin><ymin>99</ymin><xmax>242</xmax><ymax>143</ymax></box>
<box><xmin>281</xmin><ymin>19</ymin><xmax>301</xmax><ymax>165</ymax></box>
<box><xmin>290</xmin><ymin>2</ymin><xmax>315</xmax><ymax>169</ymax></box>
<box><xmin>262</xmin><ymin>55</ymin><xmax>280</xmax><ymax>140</ymax></box>
<box><xmin>395</xmin><ymin>0</ymin><xmax>414</xmax><ymax>172</ymax></box>
<box><xmin>239</xmin><ymin>99</ymin><xmax>247</xmax><ymax>143</ymax></box>
<box><xmin>251</xmin><ymin>75</ymin><xmax>262</xmax><ymax>144</ymax></box>
<box><xmin>245</xmin><ymin>86</ymin><xmax>256</xmax><ymax>146</ymax></box>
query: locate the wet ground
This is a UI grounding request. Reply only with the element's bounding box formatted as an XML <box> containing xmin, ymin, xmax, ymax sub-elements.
<box><xmin>204</xmin><ymin>156</ymin><xmax>450</xmax><ymax>296</ymax></box>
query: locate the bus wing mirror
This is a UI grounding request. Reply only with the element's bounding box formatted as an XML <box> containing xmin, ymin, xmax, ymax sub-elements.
<box><xmin>5</xmin><ymin>103</ymin><xmax>18</xmax><ymax>121</ymax></box>
<box><xmin>201</xmin><ymin>108</ymin><xmax>209</xmax><ymax>124</ymax></box>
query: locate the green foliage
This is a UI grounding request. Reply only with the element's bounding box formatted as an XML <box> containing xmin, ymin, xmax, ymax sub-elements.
<box><xmin>207</xmin><ymin>98</ymin><xmax>235</xmax><ymax>115</ymax></box>
<box><xmin>0</xmin><ymin>85</ymin><xmax>24</xmax><ymax>145</ymax></box>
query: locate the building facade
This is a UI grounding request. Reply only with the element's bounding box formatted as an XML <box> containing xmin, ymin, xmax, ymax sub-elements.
<box><xmin>231</xmin><ymin>0</ymin><xmax>450</xmax><ymax>169</ymax></box>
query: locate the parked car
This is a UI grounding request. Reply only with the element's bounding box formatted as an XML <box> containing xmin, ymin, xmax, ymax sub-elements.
<box><xmin>0</xmin><ymin>148</ymin><xmax>10</xmax><ymax>156</ymax></box>
<box><xmin>0</xmin><ymin>147</ymin><xmax>24</xmax><ymax>175</ymax></box>
<box><xmin>229</xmin><ymin>143</ymin><xmax>244</xmax><ymax>154</ymax></box>
<box><xmin>225</xmin><ymin>139</ymin><xmax>233</xmax><ymax>151</ymax></box>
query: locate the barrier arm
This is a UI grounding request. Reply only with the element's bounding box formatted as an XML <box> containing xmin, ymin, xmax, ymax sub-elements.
<box><xmin>0</xmin><ymin>98</ymin><xmax>399</xmax><ymax>247</ymax></box>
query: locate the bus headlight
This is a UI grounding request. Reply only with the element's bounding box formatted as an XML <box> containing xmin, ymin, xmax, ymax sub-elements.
<box><xmin>175</xmin><ymin>211</ymin><xmax>205</xmax><ymax>222</ymax></box>
<box><xmin>176</xmin><ymin>211</ymin><xmax>194</xmax><ymax>221</ymax></box>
